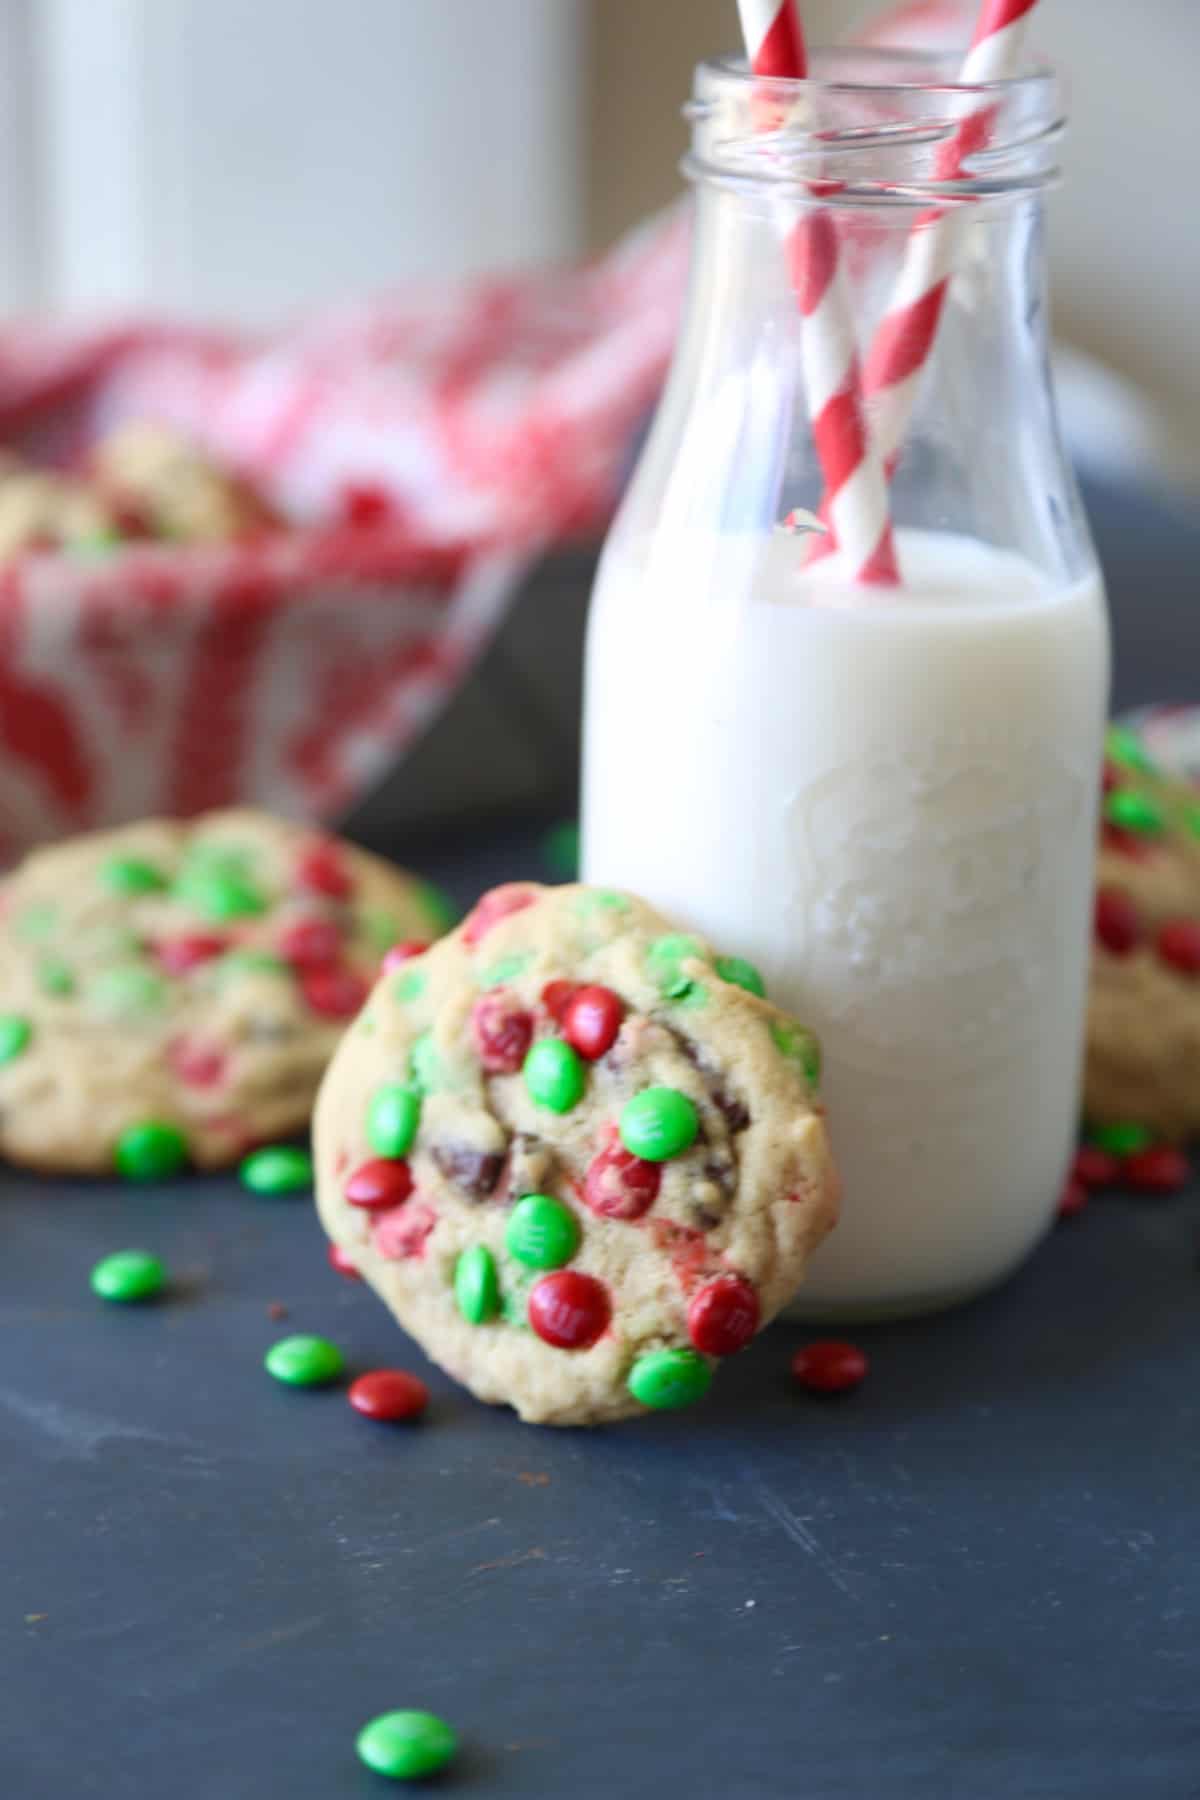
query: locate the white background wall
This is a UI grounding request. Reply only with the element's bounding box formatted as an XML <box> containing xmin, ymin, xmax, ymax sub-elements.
<box><xmin>1</xmin><ymin>0</ymin><xmax>586</xmax><ymax>319</ymax></box>
<box><xmin>0</xmin><ymin>0</ymin><xmax>1194</xmax><ymax>478</ymax></box>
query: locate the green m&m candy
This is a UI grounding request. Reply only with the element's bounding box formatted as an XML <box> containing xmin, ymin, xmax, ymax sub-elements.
<box><xmin>628</xmin><ymin>1347</ymin><xmax>713</xmax><ymax>1411</ymax></box>
<box><xmin>542</xmin><ymin>818</ymin><xmax>580</xmax><ymax>880</ymax></box>
<box><xmin>264</xmin><ymin>1334</ymin><xmax>345</xmax><ymax>1387</ymax></box>
<box><xmin>89</xmin><ymin>965</ymin><xmax>166</xmax><ymax>1018</ymax></box>
<box><xmin>101</xmin><ymin>855</ymin><xmax>168</xmax><ymax>896</ymax></box>
<box><xmin>368</xmin><ymin>1084</ymin><xmax>421</xmax><ymax>1158</ymax></box>
<box><xmin>505</xmin><ymin>1194</ymin><xmax>580</xmax><ymax>1270</ymax></box>
<box><xmin>715</xmin><ymin>954</ymin><xmax>766</xmax><ymax>998</ymax></box>
<box><xmin>523</xmin><ymin>1038</ymin><xmax>585</xmax><ymax>1113</ymax></box>
<box><xmin>240</xmin><ymin>1144</ymin><xmax>313</xmax><ymax>1196</ymax></box>
<box><xmin>218</xmin><ymin>949</ymin><xmax>289</xmax><ymax>980</ymax></box>
<box><xmin>771</xmin><ymin>1019</ymin><xmax>822</xmax><ymax>1090</ymax></box>
<box><xmin>356</xmin><ymin>1709</ymin><xmax>458</xmax><ymax>1782</ymax></box>
<box><xmin>408</xmin><ymin>1032</ymin><xmax>441</xmax><ymax>1095</ymax></box>
<box><xmin>1103</xmin><ymin>789</ymin><xmax>1165</xmax><ymax>837</ymax></box>
<box><xmin>90</xmin><ymin>1248</ymin><xmax>167</xmax><ymax>1304</ymax></box>
<box><xmin>454</xmin><ymin>1244</ymin><xmax>501</xmax><ymax>1324</ymax></box>
<box><xmin>0</xmin><ymin>1014</ymin><xmax>32</xmax><ymax>1065</ymax></box>
<box><xmin>114</xmin><ymin>1120</ymin><xmax>189</xmax><ymax>1181</ymax></box>
<box><xmin>177</xmin><ymin>865</ymin><xmax>266</xmax><ymax>921</ymax></box>
<box><xmin>1088</xmin><ymin>1120</ymin><xmax>1153</xmax><ymax>1157</ymax></box>
<box><xmin>1105</xmin><ymin>724</ymin><xmax>1156</xmax><ymax>775</ymax></box>
<box><xmin>647</xmin><ymin>932</ymin><xmax>708</xmax><ymax>999</ymax></box>
<box><xmin>619</xmin><ymin>1086</ymin><xmax>699</xmax><ymax>1162</ymax></box>
<box><xmin>37</xmin><ymin>956</ymin><xmax>75</xmax><ymax>997</ymax></box>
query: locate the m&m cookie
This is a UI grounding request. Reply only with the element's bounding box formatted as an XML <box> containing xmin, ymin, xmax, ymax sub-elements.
<box><xmin>0</xmin><ymin>810</ymin><xmax>452</xmax><ymax>1175</ymax></box>
<box><xmin>1086</xmin><ymin>727</ymin><xmax>1200</xmax><ymax>1140</ymax></box>
<box><xmin>314</xmin><ymin>882</ymin><xmax>838</xmax><ymax>1426</ymax></box>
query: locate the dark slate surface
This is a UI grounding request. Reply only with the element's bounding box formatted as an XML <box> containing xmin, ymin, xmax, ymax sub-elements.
<box><xmin>4</xmin><ymin>476</ymin><xmax>1200</xmax><ymax>1798</ymax></box>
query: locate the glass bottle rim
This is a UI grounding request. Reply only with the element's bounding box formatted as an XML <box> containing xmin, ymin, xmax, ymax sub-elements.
<box><xmin>685</xmin><ymin>47</ymin><xmax>1065</xmax><ymax>205</ymax></box>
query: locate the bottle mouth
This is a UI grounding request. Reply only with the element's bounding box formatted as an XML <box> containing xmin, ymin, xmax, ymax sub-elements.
<box><xmin>684</xmin><ymin>47</ymin><xmax>1065</xmax><ymax>204</ymax></box>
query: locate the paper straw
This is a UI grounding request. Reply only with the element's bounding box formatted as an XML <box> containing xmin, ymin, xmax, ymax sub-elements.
<box><xmin>862</xmin><ymin>0</ymin><xmax>1041</xmax><ymax>471</ymax></box>
<box><xmin>737</xmin><ymin>0</ymin><xmax>899</xmax><ymax>585</ymax></box>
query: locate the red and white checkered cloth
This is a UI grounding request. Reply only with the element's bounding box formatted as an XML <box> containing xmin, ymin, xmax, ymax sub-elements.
<box><xmin>0</xmin><ymin>209</ymin><xmax>691</xmax><ymax>860</ymax></box>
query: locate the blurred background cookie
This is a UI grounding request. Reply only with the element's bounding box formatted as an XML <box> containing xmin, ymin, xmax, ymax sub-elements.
<box><xmin>0</xmin><ymin>809</ymin><xmax>452</xmax><ymax>1175</ymax></box>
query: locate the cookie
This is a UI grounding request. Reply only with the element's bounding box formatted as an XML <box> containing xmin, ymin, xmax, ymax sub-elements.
<box><xmin>90</xmin><ymin>421</ymin><xmax>277</xmax><ymax>543</ymax></box>
<box><xmin>0</xmin><ymin>459</ymin><xmax>117</xmax><ymax>558</ymax></box>
<box><xmin>314</xmin><ymin>882</ymin><xmax>838</xmax><ymax>1427</ymax></box>
<box><xmin>0</xmin><ymin>810</ymin><xmax>452</xmax><ymax>1175</ymax></box>
<box><xmin>1085</xmin><ymin>730</ymin><xmax>1200</xmax><ymax>1140</ymax></box>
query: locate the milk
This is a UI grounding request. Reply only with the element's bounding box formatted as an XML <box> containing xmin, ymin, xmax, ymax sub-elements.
<box><xmin>582</xmin><ymin>527</ymin><xmax>1109</xmax><ymax>1317</ymax></box>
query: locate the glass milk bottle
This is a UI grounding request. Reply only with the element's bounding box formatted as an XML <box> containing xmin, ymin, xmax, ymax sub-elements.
<box><xmin>582</xmin><ymin>49</ymin><xmax>1109</xmax><ymax>1319</ymax></box>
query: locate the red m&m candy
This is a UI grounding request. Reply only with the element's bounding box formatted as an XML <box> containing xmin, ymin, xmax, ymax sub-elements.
<box><xmin>300</xmin><ymin>964</ymin><xmax>368</xmax><ymax>1019</ymax></box>
<box><xmin>1156</xmin><ymin>919</ymin><xmax>1200</xmax><ymax>976</ymax></box>
<box><xmin>541</xmin><ymin>980</ymin><xmax>579</xmax><ymax>1023</ymax></box>
<box><xmin>461</xmin><ymin>884</ymin><xmax>536</xmax><ymax>948</ymax></box>
<box><xmin>1123</xmin><ymin>1145</ymin><xmax>1189</xmax><ymax>1193</ymax></box>
<box><xmin>583</xmin><ymin>1141</ymin><xmax>660</xmax><ymax>1220</ymax></box>
<box><xmin>166</xmin><ymin>1036</ymin><xmax>226</xmax><ymax>1088</ymax></box>
<box><xmin>348</xmin><ymin>1369</ymin><xmax>428</xmax><ymax>1422</ymax></box>
<box><xmin>155</xmin><ymin>932</ymin><xmax>227</xmax><ymax>975</ymax></box>
<box><xmin>1072</xmin><ymin>1145</ymin><xmax>1120</xmax><ymax>1188</ymax></box>
<box><xmin>791</xmin><ymin>1340</ymin><xmax>868</xmax><ymax>1395</ymax></box>
<box><xmin>687</xmin><ymin>1274</ymin><xmax>759</xmax><ymax>1356</ymax></box>
<box><xmin>470</xmin><ymin>990</ymin><xmax>534</xmax><ymax>1074</ymax></box>
<box><xmin>1057</xmin><ymin>1177</ymin><xmax>1088</xmax><ymax>1219</ymax></box>
<box><xmin>345</xmin><ymin>1158</ymin><xmax>413</xmax><ymax>1210</ymax></box>
<box><xmin>527</xmin><ymin>1271</ymin><xmax>611</xmax><ymax>1349</ymax></box>
<box><xmin>1094</xmin><ymin>887</ymin><xmax>1140</xmax><ymax>956</ymax></box>
<box><xmin>562</xmin><ymin>985</ymin><xmax>623</xmax><ymax>1060</ymax></box>
<box><xmin>296</xmin><ymin>840</ymin><xmax>354</xmax><ymax>900</ymax></box>
<box><xmin>279</xmin><ymin>918</ymin><xmax>343</xmax><ymax>968</ymax></box>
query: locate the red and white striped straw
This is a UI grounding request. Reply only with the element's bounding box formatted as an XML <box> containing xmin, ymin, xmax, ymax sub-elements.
<box><xmin>737</xmin><ymin>0</ymin><xmax>899</xmax><ymax>586</ymax></box>
<box><xmin>863</xmin><ymin>0</ymin><xmax>1041</xmax><ymax>470</ymax></box>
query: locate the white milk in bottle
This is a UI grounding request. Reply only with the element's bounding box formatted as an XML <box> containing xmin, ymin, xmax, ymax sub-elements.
<box><xmin>581</xmin><ymin>52</ymin><xmax>1110</xmax><ymax>1316</ymax></box>
<box><xmin>583</xmin><ymin>528</ymin><xmax>1108</xmax><ymax>1315</ymax></box>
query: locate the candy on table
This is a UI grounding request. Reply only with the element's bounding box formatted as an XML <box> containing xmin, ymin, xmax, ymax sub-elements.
<box><xmin>90</xmin><ymin>1249</ymin><xmax>167</xmax><ymax>1303</ymax></box>
<box><xmin>1123</xmin><ymin>1146</ymin><xmax>1189</xmax><ymax>1193</ymax></box>
<box><xmin>264</xmin><ymin>1334</ymin><xmax>345</xmax><ymax>1387</ymax></box>
<box><xmin>348</xmin><ymin>1370</ymin><xmax>429</xmax><ymax>1423</ymax></box>
<box><xmin>1057</xmin><ymin>1177</ymin><xmax>1089</xmax><ymax>1220</ymax></box>
<box><xmin>1072</xmin><ymin>1146</ymin><xmax>1121</xmax><ymax>1188</ymax></box>
<box><xmin>355</xmin><ymin>1709</ymin><xmax>458</xmax><ymax>1782</ymax></box>
<box><xmin>114</xmin><ymin>1120</ymin><xmax>189</xmax><ymax>1181</ymax></box>
<box><xmin>541</xmin><ymin>818</ymin><xmax>581</xmax><ymax>880</ymax></box>
<box><xmin>791</xmin><ymin>1340</ymin><xmax>869</xmax><ymax>1395</ymax></box>
<box><xmin>240</xmin><ymin>1145</ymin><xmax>314</xmax><ymax>1196</ymax></box>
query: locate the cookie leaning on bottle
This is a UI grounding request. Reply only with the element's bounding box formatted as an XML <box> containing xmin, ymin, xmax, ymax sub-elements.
<box><xmin>314</xmin><ymin>881</ymin><xmax>838</xmax><ymax>1427</ymax></box>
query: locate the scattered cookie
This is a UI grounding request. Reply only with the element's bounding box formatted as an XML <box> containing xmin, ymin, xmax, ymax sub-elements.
<box><xmin>0</xmin><ymin>810</ymin><xmax>452</xmax><ymax>1174</ymax></box>
<box><xmin>314</xmin><ymin>882</ymin><xmax>838</xmax><ymax>1427</ymax></box>
<box><xmin>89</xmin><ymin>421</ymin><xmax>278</xmax><ymax>543</ymax></box>
<box><xmin>1086</xmin><ymin>731</ymin><xmax>1200</xmax><ymax>1140</ymax></box>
